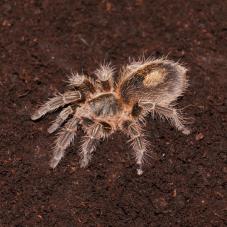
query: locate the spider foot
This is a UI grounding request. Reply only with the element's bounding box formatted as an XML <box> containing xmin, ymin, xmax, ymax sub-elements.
<box><xmin>181</xmin><ymin>127</ymin><xmax>191</xmax><ymax>135</ymax></box>
<box><xmin>137</xmin><ymin>166</ymin><xmax>143</xmax><ymax>175</ymax></box>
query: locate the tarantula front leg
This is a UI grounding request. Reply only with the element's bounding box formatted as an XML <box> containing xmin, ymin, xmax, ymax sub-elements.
<box><xmin>50</xmin><ymin>115</ymin><xmax>79</xmax><ymax>168</ymax></box>
<box><xmin>122</xmin><ymin>121</ymin><xmax>148</xmax><ymax>175</ymax></box>
<box><xmin>139</xmin><ymin>101</ymin><xmax>190</xmax><ymax>135</ymax></box>
<box><xmin>31</xmin><ymin>90</ymin><xmax>81</xmax><ymax>120</ymax></box>
<box><xmin>68</xmin><ymin>72</ymin><xmax>97</xmax><ymax>93</ymax></box>
<box><xmin>80</xmin><ymin>122</ymin><xmax>111</xmax><ymax>168</ymax></box>
<box><xmin>48</xmin><ymin>106</ymin><xmax>73</xmax><ymax>133</ymax></box>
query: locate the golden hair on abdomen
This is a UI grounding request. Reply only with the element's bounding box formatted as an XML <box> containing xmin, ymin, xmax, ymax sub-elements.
<box><xmin>143</xmin><ymin>67</ymin><xmax>167</xmax><ymax>87</ymax></box>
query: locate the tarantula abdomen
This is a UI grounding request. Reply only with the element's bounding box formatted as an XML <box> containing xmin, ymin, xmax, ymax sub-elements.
<box><xmin>119</xmin><ymin>60</ymin><xmax>188</xmax><ymax>106</ymax></box>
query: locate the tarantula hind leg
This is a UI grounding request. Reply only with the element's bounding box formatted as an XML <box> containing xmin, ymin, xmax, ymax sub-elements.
<box><xmin>155</xmin><ymin>105</ymin><xmax>191</xmax><ymax>135</ymax></box>
<box><xmin>31</xmin><ymin>90</ymin><xmax>81</xmax><ymax>120</ymax></box>
<box><xmin>140</xmin><ymin>102</ymin><xmax>191</xmax><ymax>135</ymax></box>
<box><xmin>80</xmin><ymin>123</ymin><xmax>106</xmax><ymax>168</ymax></box>
<box><xmin>49</xmin><ymin>116</ymin><xmax>79</xmax><ymax>168</ymax></box>
<box><xmin>123</xmin><ymin>121</ymin><xmax>148</xmax><ymax>175</ymax></box>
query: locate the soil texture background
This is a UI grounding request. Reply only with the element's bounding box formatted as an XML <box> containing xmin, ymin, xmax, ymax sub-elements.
<box><xmin>0</xmin><ymin>0</ymin><xmax>227</xmax><ymax>226</ymax></box>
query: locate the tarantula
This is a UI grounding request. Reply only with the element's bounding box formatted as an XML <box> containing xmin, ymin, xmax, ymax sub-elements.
<box><xmin>31</xmin><ymin>57</ymin><xmax>190</xmax><ymax>175</ymax></box>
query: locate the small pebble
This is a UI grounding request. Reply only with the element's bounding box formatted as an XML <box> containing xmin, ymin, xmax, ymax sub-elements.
<box><xmin>195</xmin><ymin>132</ymin><xmax>204</xmax><ymax>141</ymax></box>
<box><xmin>222</xmin><ymin>166</ymin><xmax>227</xmax><ymax>174</ymax></box>
<box><xmin>153</xmin><ymin>197</ymin><xmax>168</xmax><ymax>211</ymax></box>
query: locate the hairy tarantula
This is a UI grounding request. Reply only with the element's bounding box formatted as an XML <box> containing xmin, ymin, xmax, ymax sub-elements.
<box><xmin>31</xmin><ymin>57</ymin><xmax>190</xmax><ymax>175</ymax></box>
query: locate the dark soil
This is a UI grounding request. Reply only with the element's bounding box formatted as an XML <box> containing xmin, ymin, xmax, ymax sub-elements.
<box><xmin>0</xmin><ymin>0</ymin><xmax>227</xmax><ymax>226</ymax></box>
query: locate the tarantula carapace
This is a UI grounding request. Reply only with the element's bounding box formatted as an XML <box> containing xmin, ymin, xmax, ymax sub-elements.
<box><xmin>31</xmin><ymin>57</ymin><xmax>190</xmax><ymax>175</ymax></box>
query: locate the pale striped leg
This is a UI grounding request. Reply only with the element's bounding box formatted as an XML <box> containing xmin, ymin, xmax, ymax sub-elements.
<box><xmin>50</xmin><ymin>116</ymin><xmax>79</xmax><ymax>168</ymax></box>
<box><xmin>31</xmin><ymin>90</ymin><xmax>81</xmax><ymax>120</ymax></box>
<box><xmin>80</xmin><ymin>123</ymin><xmax>105</xmax><ymax>168</ymax></box>
<box><xmin>80</xmin><ymin>137</ymin><xmax>97</xmax><ymax>168</ymax></box>
<box><xmin>124</xmin><ymin>121</ymin><xmax>148</xmax><ymax>175</ymax></box>
<box><xmin>139</xmin><ymin>101</ymin><xmax>190</xmax><ymax>135</ymax></box>
<box><xmin>48</xmin><ymin>106</ymin><xmax>73</xmax><ymax>133</ymax></box>
<box><xmin>155</xmin><ymin>105</ymin><xmax>190</xmax><ymax>135</ymax></box>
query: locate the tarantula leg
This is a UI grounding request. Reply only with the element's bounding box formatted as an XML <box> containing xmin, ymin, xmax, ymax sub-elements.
<box><xmin>95</xmin><ymin>63</ymin><xmax>115</xmax><ymax>91</ymax></box>
<box><xmin>139</xmin><ymin>101</ymin><xmax>190</xmax><ymax>135</ymax></box>
<box><xmin>50</xmin><ymin>116</ymin><xmax>79</xmax><ymax>168</ymax></box>
<box><xmin>67</xmin><ymin>72</ymin><xmax>85</xmax><ymax>87</ymax></box>
<box><xmin>156</xmin><ymin>105</ymin><xmax>190</xmax><ymax>135</ymax></box>
<box><xmin>123</xmin><ymin>121</ymin><xmax>148</xmax><ymax>175</ymax></box>
<box><xmin>68</xmin><ymin>72</ymin><xmax>97</xmax><ymax>94</ymax></box>
<box><xmin>80</xmin><ymin>137</ymin><xmax>97</xmax><ymax>168</ymax></box>
<box><xmin>80</xmin><ymin>123</ymin><xmax>105</xmax><ymax>168</ymax></box>
<box><xmin>47</xmin><ymin>106</ymin><xmax>73</xmax><ymax>134</ymax></box>
<box><xmin>31</xmin><ymin>91</ymin><xmax>81</xmax><ymax>120</ymax></box>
